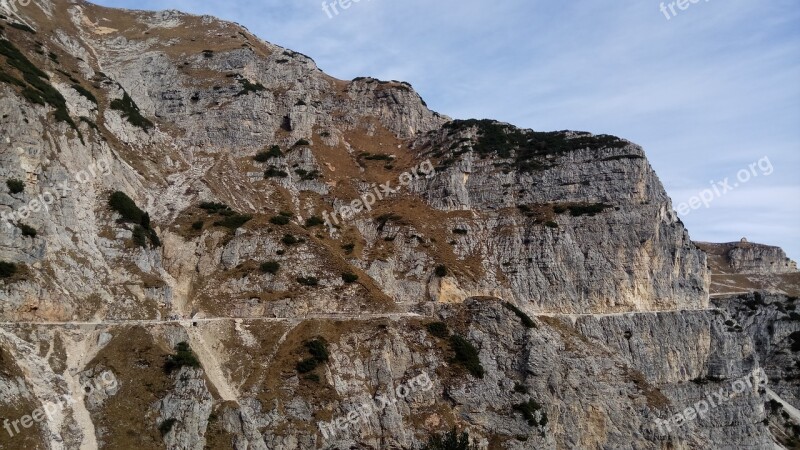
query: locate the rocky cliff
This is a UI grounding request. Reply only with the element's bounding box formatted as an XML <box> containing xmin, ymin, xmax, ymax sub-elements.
<box><xmin>0</xmin><ymin>1</ymin><xmax>795</xmax><ymax>449</ymax></box>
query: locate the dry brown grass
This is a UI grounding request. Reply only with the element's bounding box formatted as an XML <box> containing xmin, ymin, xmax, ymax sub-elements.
<box><xmin>86</xmin><ymin>326</ymin><xmax>176</xmax><ymax>450</ymax></box>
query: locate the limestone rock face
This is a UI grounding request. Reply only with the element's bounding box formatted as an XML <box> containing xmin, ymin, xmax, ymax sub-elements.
<box><xmin>0</xmin><ymin>1</ymin><xmax>794</xmax><ymax>449</ymax></box>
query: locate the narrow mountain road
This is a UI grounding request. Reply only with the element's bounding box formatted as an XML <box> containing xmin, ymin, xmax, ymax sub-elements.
<box><xmin>0</xmin><ymin>312</ymin><xmax>424</xmax><ymax>327</ymax></box>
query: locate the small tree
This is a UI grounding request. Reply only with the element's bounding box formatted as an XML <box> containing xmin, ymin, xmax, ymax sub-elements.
<box><xmin>18</xmin><ymin>223</ymin><xmax>37</xmax><ymax>238</ymax></box>
<box><xmin>435</xmin><ymin>265</ymin><xmax>448</xmax><ymax>277</ymax></box>
<box><xmin>260</xmin><ymin>261</ymin><xmax>280</xmax><ymax>274</ymax></box>
<box><xmin>270</xmin><ymin>215</ymin><xmax>290</xmax><ymax>225</ymax></box>
<box><xmin>6</xmin><ymin>179</ymin><xmax>24</xmax><ymax>194</ymax></box>
<box><xmin>341</xmin><ymin>272</ymin><xmax>358</xmax><ymax>283</ymax></box>
<box><xmin>0</xmin><ymin>261</ymin><xmax>17</xmax><ymax>279</ymax></box>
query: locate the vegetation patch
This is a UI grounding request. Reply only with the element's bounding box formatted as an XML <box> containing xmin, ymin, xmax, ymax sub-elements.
<box><xmin>435</xmin><ymin>265</ymin><xmax>448</xmax><ymax>277</ymax></box>
<box><xmin>108</xmin><ymin>192</ymin><xmax>161</xmax><ymax>247</ymax></box>
<box><xmin>0</xmin><ymin>39</ymin><xmax>78</xmax><ymax>132</ymax></box>
<box><xmin>110</xmin><ymin>92</ymin><xmax>153</xmax><ymax>130</ymax></box>
<box><xmin>235</xmin><ymin>78</ymin><xmax>266</xmax><ymax>96</ymax></box>
<box><xmin>341</xmin><ymin>272</ymin><xmax>358</xmax><ymax>283</ymax></box>
<box><xmin>427</xmin><ymin>322</ymin><xmax>450</xmax><ymax>339</ymax></box>
<box><xmin>297</xmin><ymin>276</ymin><xmax>319</xmax><ymax>287</ymax></box>
<box><xmin>281</xmin><ymin>234</ymin><xmax>299</xmax><ymax>246</ymax></box>
<box><xmin>71</xmin><ymin>84</ymin><xmax>97</xmax><ymax>103</ymax></box>
<box><xmin>449</xmin><ymin>335</ymin><xmax>484</xmax><ymax>378</ymax></box>
<box><xmin>264</xmin><ymin>166</ymin><xmax>288</xmax><ymax>178</ymax></box>
<box><xmin>8</xmin><ymin>23</ymin><xmax>35</xmax><ymax>34</ymax></box>
<box><xmin>503</xmin><ymin>302</ymin><xmax>536</xmax><ymax>328</ymax></box>
<box><xmin>260</xmin><ymin>261</ymin><xmax>280</xmax><ymax>275</ymax></box>
<box><xmin>213</xmin><ymin>214</ymin><xmax>252</xmax><ymax>230</ymax></box>
<box><xmin>254</xmin><ymin>145</ymin><xmax>282</xmax><ymax>162</ymax></box>
<box><xmin>269</xmin><ymin>215</ymin><xmax>291</xmax><ymax>225</ymax></box>
<box><xmin>6</xmin><ymin>179</ymin><xmax>24</xmax><ymax>194</ymax></box>
<box><xmin>305</xmin><ymin>216</ymin><xmax>324</xmax><ymax>227</ymax></box>
<box><xmin>158</xmin><ymin>418</ymin><xmax>177</xmax><ymax>436</ymax></box>
<box><xmin>513</xmin><ymin>399</ymin><xmax>548</xmax><ymax>427</ymax></box>
<box><xmin>17</xmin><ymin>223</ymin><xmax>36</xmax><ymax>238</ymax></box>
<box><xmin>199</xmin><ymin>202</ymin><xmax>231</xmax><ymax>214</ymax></box>
<box><xmin>296</xmin><ymin>338</ymin><xmax>329</xmax><ymax>374</ymax></box>
<box><xmin>418</xmin><ymin>428</ymin><xmax>479</xmax><ymax>450</ymax></box>
<box><xmin>0</xmin><ymin>261</ymin><xmax>17</xmax><ymax>279</ymax></box>
<box><xmin>566</xmin><ymin>203</ymin><xmax>612</xmax><ymax>217</ymax></box>
<box><xmin>443</xmin><ymin>119</ymin><xmax>627</xmax><ymax>173</ymax></box>
<box><xmin>163</xmin><ymin>342</ymin><xmax>200</xmax><ymax>374</ymax></box>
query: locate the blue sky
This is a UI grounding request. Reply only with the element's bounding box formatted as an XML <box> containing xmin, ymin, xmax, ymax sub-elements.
<box><xmin>93</xmin><ymin>0</ymin><xmax>800</xmax><ymax>259</ymax></box>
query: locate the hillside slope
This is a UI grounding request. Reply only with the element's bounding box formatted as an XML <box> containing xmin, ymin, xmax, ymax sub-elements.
<box><xmin>0</xmin><ymin>1</ymin><xmax>791</xmax><ymax>449</ymax></box>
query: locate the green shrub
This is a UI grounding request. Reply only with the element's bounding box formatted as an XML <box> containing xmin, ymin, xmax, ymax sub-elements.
<box><xmin>297</xmin><ymin>276</ymin><xmax>319</xmax><ymax>287</ymax></box>
<box><xmin>17</xmin><ymin>223</ymin><xmax>37</xmax><ymax>238</ymax></box>
<box><xmin>164</xmin><ymin>342</ymin><xmax>200</xmax><ymax>374</ymax></box>
<box><xmin>513</xmin><ymin>383</ymin><xmax>528</xmax><ymax>394</ymax></box>
<box><xmin>427</xmin><ymin>322</ymin><xmax>449</xmax><ymax>339</ymax></box>
<box><xmin>8</xmin><ymin>23</ymin><xmax>36</xmax><ymax>33</ymax></box>
<box><xmin>503</xmin><ymin>302</ymin><xmax>536</xmax><ymax>328</ymax></box>
<box><xmin>132</xmin><ymin>225</ymin><xmax>147</xmax><ymax>247</ymax></box>
<box><xmin>296</xmin><ymin>357</ymin><xmax>318</xmax><ymax>373</ymax></box>
<box><xmin>260</xmin><ymin>261</ymin><xmax>280</xmax><ymax>274</ymax></box>
<box><xmin>281</xmin><ymin>234</ymin><xmax>299</xmax><ymax>246</ymax></box>
<box><xmin>304</xmin><ymin>373</ymin><xmax>320</xmax><ymax>382</ymax></box>
<box><xmin>567</xmin><ymin>203</ymin><xmax>611</xmax><ymax>217</ymax></box>
<box><xmin>513</xmin><ymin>399</ymin><xmax>547</xmax><ymax>427</ymax></box>
<box><xmin>449</xmin><ymin>335</ymin><xmax>484</xmax><ymax>378</ymax></box>
<box><xmin>305</xmin><ymin>339</ymin><xmax>329</xmax><ymax>362</ymax></box>
<box><xmin>158</xmin><ymin>418</ymin><xmax>177</xmax><ymax>436</ymax></box>
<box><xmin>362</xmin><ymin>153</ymin><xmax>394</xmax><ymax>161</ymax></box>
<box><xmin>110</xmin><ymin>92</ymin><xmax>153</xmax><ymax>130</ymax></box>
<box><xmin>213</xmin><ymin>214</ymin><xmax>252</xmax><ymax>230</ymax></box>
<box><xmin>71</xmin><ymin>84</ymin><xmax>97</xmax><ymax>103</ymax></box>
<box><xmin>270</xmin><ymin>215</ymin><xmax>290</xmax><ymax>225</ymax></box>
<box><xmin>789</xmin><ymin>331</ymin><xmax>800</xmax><ymax>352</ymax></box>
<box><xmin>452</xmin><ymin>228</ymin><xmax>468</xmax><ymax>235</ymax></box>
<box><xmin>191</xmin><ymin>221</ymin><xmax>204</xmax><ymax>230</ymax></box>
<box><xmin>147</xmin><ymin>228</ymin><xmax>162</xmax><ymax>248</ymax></box>
<box><xmin>341</xmin><ymin>272</ymin><xmax>358</xmax><ymax>283</ymax></box>
<box><xmin>305</xmin><ymin>216</ymin><xmax>324</xmax><ymax>227</ymax></box>
<box><xmin>6</xmin><ymin>179</ymin><xmax>24</xmax><ymax>194</ymax></box>
<box><xmin>418</xmin><ymin>428</ymin><xmax>479</xmax><ymax>450</ymax></box>
<box><xmin>544</xmin><ymin>221</ymin><xmax>558</xmax><ymax>228</ymax></box>
<box><xmin>254</xmin><ymin>145</ymin><xmax>283</xmax><ymax>162</ymax></box>
<box><xmin>109</xmin><ymin>191</ymin><xmax>144</xmax><ymax>223</ymax></box>
<box><xmin>0</xmin><ymin>261</ymin><xmax>17</xmax><ymax>279</ymax></box>
<box><xmin>264</xmin><ymin>166</ymin><xmax>288</xmax><ymax>178</ymax></box>
<box><xmin>294</xmin><ymin>139</ymin><xmax>310</xmax><ymax>146</ymax></box>
<box><xmin>235</xmin><ymin>78</ymin><xmax>265</xmax><ymax>96</ymax></box>
<box><xmin>199</xmin><ymin>202</ymin><xmax>230</xmax><ymax>213</ymax></box>
<box><xmin>435</xmin><ymin>265</ymin><xmax>448</xmax><ymax>277</ymax></box>
<box><xmin>342</xmin><ymin>243</ymin><xmax>355</xmax><ymax>254</ymax></box>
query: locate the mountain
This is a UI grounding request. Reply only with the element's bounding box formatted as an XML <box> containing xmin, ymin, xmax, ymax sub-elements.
<box><xmin>0</xmin><ymin>1</ymin><xmax>798</xmax><ymax>449</ymax></box>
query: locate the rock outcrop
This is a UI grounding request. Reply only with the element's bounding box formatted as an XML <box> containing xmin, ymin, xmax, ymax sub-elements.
<box><xmin>0</xmin><ymin>1</ymin><xmax>795</xmax><ymax>449</ymax></box>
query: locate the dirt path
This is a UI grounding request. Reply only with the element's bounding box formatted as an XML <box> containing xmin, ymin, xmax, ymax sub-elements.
<box><xmin>182</xmin><ymin>325</ymin><xmax>238</xmax><ymax>402</ymax></box>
